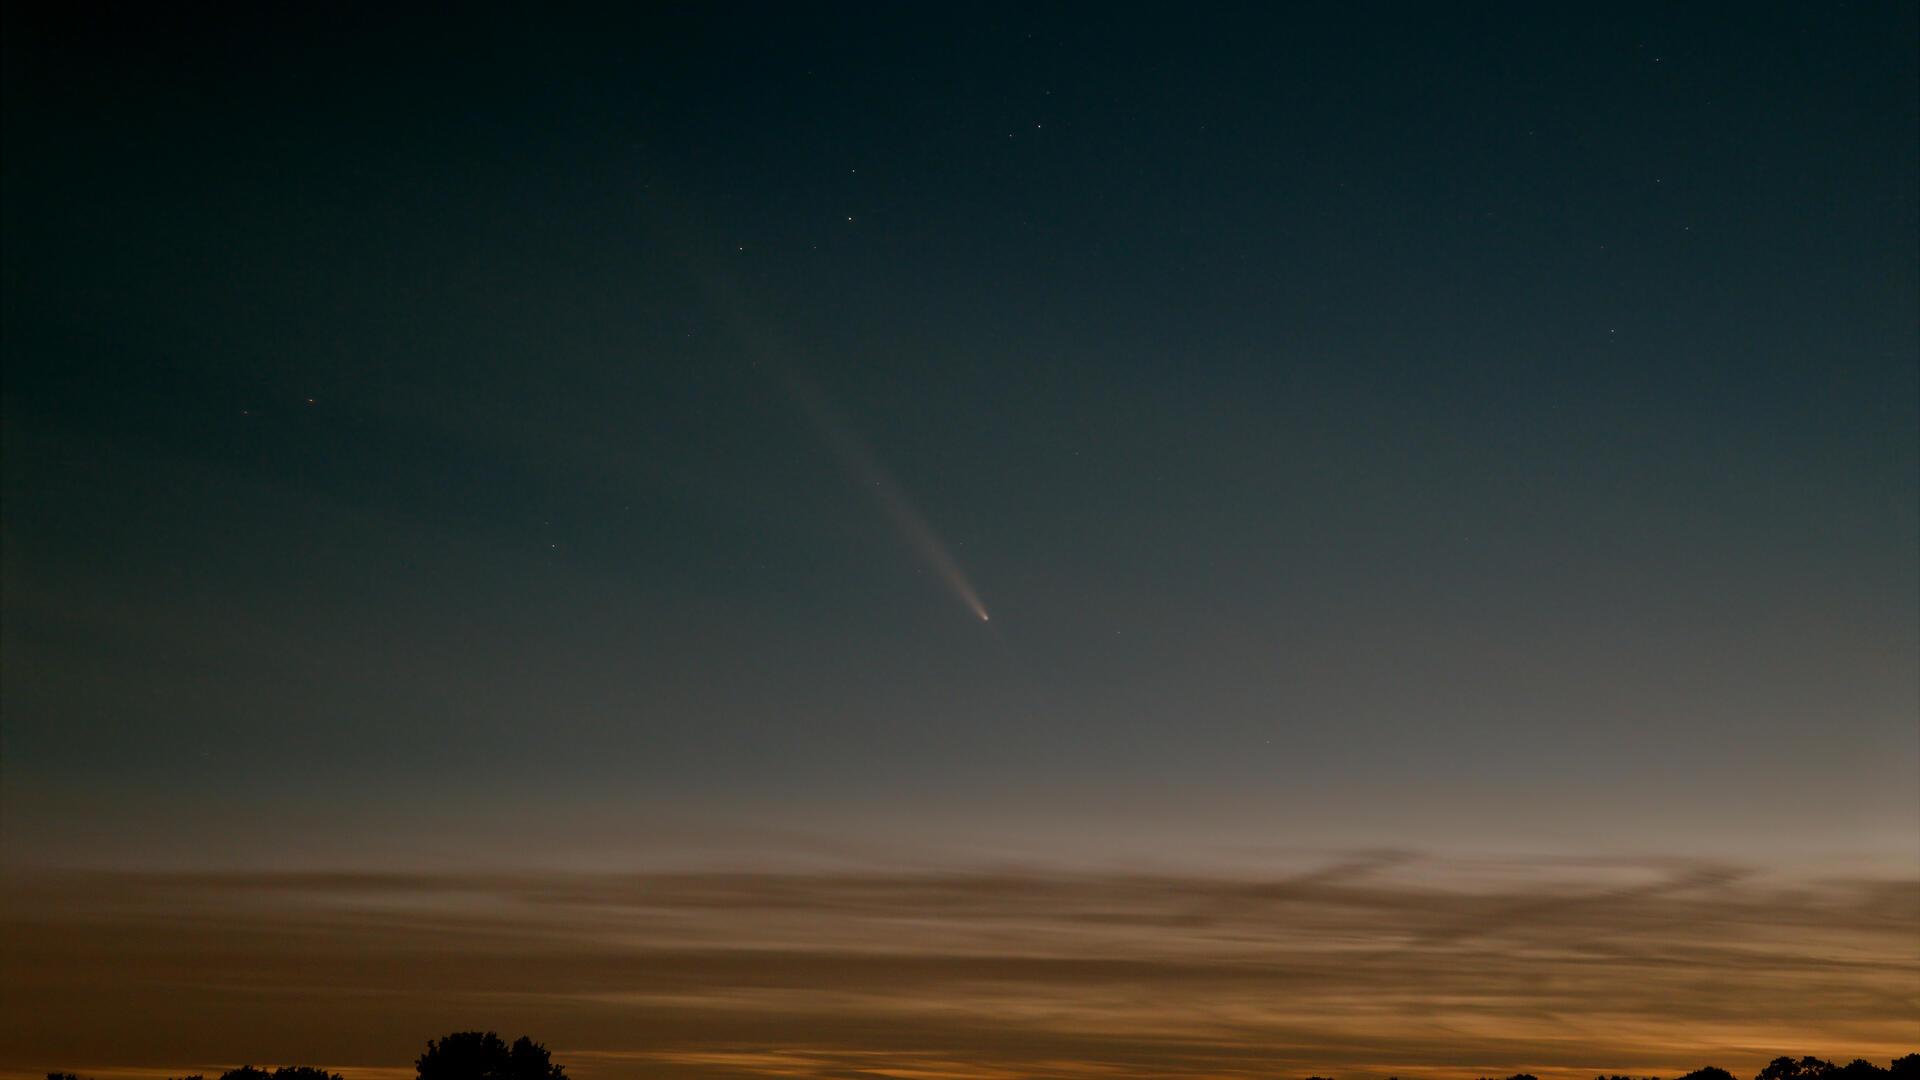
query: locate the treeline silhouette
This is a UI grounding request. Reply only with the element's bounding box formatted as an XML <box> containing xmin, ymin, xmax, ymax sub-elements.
<box><xmin>43</xmin><ymin>1038</ymin><xmax>1920</xmax><ymax>1080</ymax></box>
<box><xmin>1406</xmin><ymin>1062</ymin><xmax>1920</xmax><ymax>1080</ymax></box>
<box><xmin>49</xmin><ymin>1031</ymin><xmax>566</xmax><ymax>1080</ymax></box>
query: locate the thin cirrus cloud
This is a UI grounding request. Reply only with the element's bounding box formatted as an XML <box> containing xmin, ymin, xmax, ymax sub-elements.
<box><xmin>2</xmin><ymin>854</ymin><xmax>1915</xmax><ymax>1080</ymax></box>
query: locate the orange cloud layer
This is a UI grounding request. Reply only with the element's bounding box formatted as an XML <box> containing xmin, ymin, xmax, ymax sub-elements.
<box><xmin>3</xmin><ymin>855</ymin><xmax>1914</xmax><ymax>1079</ymax></box>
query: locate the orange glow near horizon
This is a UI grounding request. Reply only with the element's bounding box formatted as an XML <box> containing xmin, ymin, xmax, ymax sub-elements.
<box><xmin>3</xmin><ymin>857</ymin><xmax>1914</xmax><ymax>1080</ymax></box>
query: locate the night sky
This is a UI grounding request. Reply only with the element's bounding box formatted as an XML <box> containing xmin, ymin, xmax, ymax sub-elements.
<box><xmin>3</xmin><ymin>5</ymin><xmax>1917</xmax><ymax>1076</ymax></box>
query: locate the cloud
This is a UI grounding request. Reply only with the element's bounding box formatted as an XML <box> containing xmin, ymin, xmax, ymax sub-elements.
<box><xmin>3</xmin><ymin>856</ymin><xmax>1915</xmax><ymax>1079</ymax></box>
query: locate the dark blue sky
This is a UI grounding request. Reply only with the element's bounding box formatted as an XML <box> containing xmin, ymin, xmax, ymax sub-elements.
<box><xmin>3</xmin><ymin>4</ymin><xmax>1915</xmax><ymax>868</ymax></box>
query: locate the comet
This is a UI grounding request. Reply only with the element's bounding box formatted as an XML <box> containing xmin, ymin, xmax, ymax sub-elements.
<box><xmin>786</xmin><ymin>374</ymin><xmax>992</xmax><ymax>624</ymax></box>
<box><xmin>626</xmin><ymin>200</ymin><xmax>991</xmax><ymax>624</ymax></box>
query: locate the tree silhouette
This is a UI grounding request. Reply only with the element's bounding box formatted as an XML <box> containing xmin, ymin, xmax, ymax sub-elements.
<box><xmin>1759</xmin><ymin>1059</ymin><xmax>1840</xmax><ymax>1080</ymax></box>
<box><xmin>217</xmin><ymin>1068</ymin><xmax>340</xmax><ymax>1080</ymax></box>
<box><xmin>416</xmin><ymin>1032</ymin><xmax>566</xmax><ymax>1080</ymax></box>
<box><xmin>1678</xmin><ymin>1068</ymin><xmax>1739</xmax><ymax>1080</ymax></box>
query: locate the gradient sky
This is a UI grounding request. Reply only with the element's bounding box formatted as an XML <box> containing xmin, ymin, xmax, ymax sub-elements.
<box><xmin>2</xmin><ymin>4</ymin><xmax>1917</xmax><ymax>1075</ymax></box>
